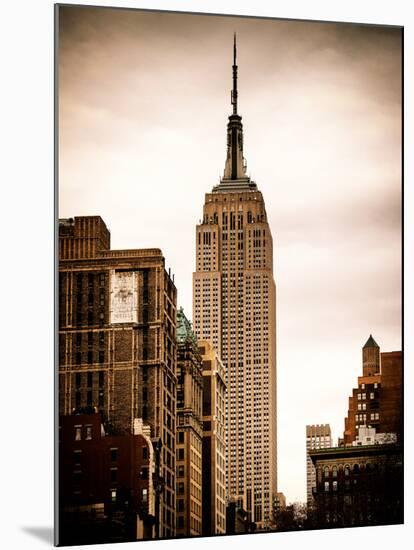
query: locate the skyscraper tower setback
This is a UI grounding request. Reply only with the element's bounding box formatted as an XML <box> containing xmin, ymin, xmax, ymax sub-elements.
<box><xmin>193</xmin><ymin>35</ymin><xmax>277</xmax><ymax>530</ymax></box>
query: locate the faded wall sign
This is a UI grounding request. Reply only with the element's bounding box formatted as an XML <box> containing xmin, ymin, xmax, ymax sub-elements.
<box><xmin>110</xmin><ymin>270</ymin><xmax>138</xmax><ymax>324</ymax></box>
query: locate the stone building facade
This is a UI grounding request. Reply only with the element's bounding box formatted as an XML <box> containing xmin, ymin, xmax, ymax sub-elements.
<box><xmin>58</xmin><ymin>216</ymin><xmax>177</xmax><ymax>538</ymax></box>
<box><xmin>343</xmin><ymin>336</ymin><xmax>402</xmax><ymax>445</ymax></box>
<box><xmin>306</xmin><ymin>424</ymin><xmax>332</xmax><ymax>507</ymax></box>
<box><xmin>199</xmin><ymin>340</ymin><xmax>227</xmax><ymax>536</ymax></box>
<box><xmin>309</xmin><ymin>444</ymin><xmax>403</xmax><ymax>528</ymax></box>
<box><xmin>193</xmin><ymin>35</ymin><xmax>277</xmax><ymax>530</ymax></box>
<box><xmin>175</xmin><ymin>308</ymin><xmax>203</xmax><ymax>536</ymax></box>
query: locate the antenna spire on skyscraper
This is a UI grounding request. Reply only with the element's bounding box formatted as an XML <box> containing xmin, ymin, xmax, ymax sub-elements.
<box><xmin>231</xmin><ymin>32</ymin><xmax>238</xmax><ymax>115</ymax></box>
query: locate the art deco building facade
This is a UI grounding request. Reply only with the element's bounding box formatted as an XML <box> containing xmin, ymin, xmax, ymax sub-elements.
<box><xmin>175</xmin><ymin>308</ymin><xmax>203</xmax><ymax>536</ymax></box>
<box><xmin>193</xmin><ymin>37</ymin><xmax>277</xmax><ymax>529</ymax></box>
<box><xmin>343</xmin><ymin>336</ymin><xmax>402</xmax><ymax>445</ymax></box>
<box><xmin>306</xmin><ymin>424</ymin><xmax>332</xmax><ymax>507</ymax></box>
<box><xmin>59</xmin><ymin>216</ymin><xmax>177</xmax><ymax>538</ymax></box>
<box><xmin>199</xmin><ymin>340</ymin><xmax>227</xmax><ymax>536</ymax></box>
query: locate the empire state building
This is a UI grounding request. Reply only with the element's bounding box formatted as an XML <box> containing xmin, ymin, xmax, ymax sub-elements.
<box><xmin>193</xmin><ymin>35</ymin><xmax>277</xmax><ymax>529</ymax></box>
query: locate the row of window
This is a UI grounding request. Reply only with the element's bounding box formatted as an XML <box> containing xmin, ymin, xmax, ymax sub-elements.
<box><xmin>357</xmin><ymin>392</ymin><xmax>376</xmax><ymax>400</ymax></box>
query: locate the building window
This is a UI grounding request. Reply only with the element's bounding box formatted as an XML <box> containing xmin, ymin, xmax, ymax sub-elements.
<box><xmin>85</xmin><ymin>425</ymin><xmax>92</xmax><ymax>440</ymax></box>
<box><xmin>324</xmin><ymin>466</ymin><xmax>330</xmax><ymax>478</ymax></box>
<box><xmin>111</xmin><ymin>489</ymin><xmax>117</xmax><ymax>502</ymax></box>
<box><xmin>110</xmin><ymin>448</ymin><xmax>118</xmax><ymax>462</ymax></box>
<box><xmin>110</xmin><ymin>468</ymin><xmax>117</xmax><ymax>482</ymax></box>
<box><xmin>333</xmin><ymin>481</ymin><xmax>338</xmax><ymax>492</ymax></box>
<box><xmin>324</xmin><ymin>481</ymin><xmax>330</xmax><ymax>492</ymax></box>
<box><xmin>370</xmin><ymin>392</ymin><xmax>375</xmax><ymax>399</ymax></box>
<box><xmin>142</xmin><ymin>488</ymin><xmax>148</xmax><ymax>504</ymax></box>
<box><xmin>75</xmin><ymin>426</ymin><xmax>82</xmax><ymax>441</ymax></box>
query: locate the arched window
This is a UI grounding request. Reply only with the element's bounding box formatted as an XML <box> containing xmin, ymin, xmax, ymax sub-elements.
<box><xmin>344</xmin><ymin>465</ymin><xmax>350</xmax><ymax>477</ymax></box>
<box><xmin>324</xmin><ymin>466</ymin><xmax>330</xmax><ymax>479</ymax></box>
<box><xmin>353</xmin><ymin>464</ymin><xmax>360</xmax><ymax>474</ymax></box>
<box><xmin>332</xmin><ymin>466</ymin><xmax>338</xmax><ymax>478</ymax></box>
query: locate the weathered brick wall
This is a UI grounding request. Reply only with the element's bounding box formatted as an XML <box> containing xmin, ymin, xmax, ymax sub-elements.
<box><xmin>112</xmin><ymin>368</ymin><xmax>134</xmax><ymax>434</ymax></box>
<box><xmin>114</xmin><ymin>329</ymin><xmax>133</xmax><ymax>362</ymax></box>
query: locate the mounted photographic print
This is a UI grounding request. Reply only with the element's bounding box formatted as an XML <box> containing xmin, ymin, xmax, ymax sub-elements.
<box><xmin>55</xmin><ymin>3</ymin><xmax>403</xmax><ymax>546</ymax></box>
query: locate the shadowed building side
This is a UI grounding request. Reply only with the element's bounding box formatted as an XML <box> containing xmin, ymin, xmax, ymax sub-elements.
<box><xmin>175</xmin><ymin>308</ymin><xmax>203</xmax><ymax>537</ymax></box>
<box><xmin>199</xmin><ymin>340</ymin><xmax>227</xmax><ymax>536</ymax></box>
<box><xmin>59</xmin><ymin>414</ymin><xmax>156</xmax><ymax>545</ymax></box>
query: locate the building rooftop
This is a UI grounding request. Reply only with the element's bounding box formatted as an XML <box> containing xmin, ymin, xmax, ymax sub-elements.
<box><xmin>309</xmin><ymin>443</ymin><xmax>401</xmax><ymax>461</ymax></box>
<box><xmin>363</xmin><ymin>334</ymin><xmax>379</xmax><ymax>348</ymax></box>
<box><xmin>176</xmin><ymin>307</ymin><xmax>198</xmax><ymax>346</ymax></box>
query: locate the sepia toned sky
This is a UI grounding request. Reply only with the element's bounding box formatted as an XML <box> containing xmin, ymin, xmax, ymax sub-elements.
<box><xmin>58</xmin><ymin>5</ymin><xmax>402</xmax><ymax>503</ymax></box>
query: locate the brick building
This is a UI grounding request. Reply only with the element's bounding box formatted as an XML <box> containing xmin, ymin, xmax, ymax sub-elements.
<box><xmin>175</xmin><ymin>308</ymin><xmax>203</xmax><ymax>536</ymax></box>
<box><xmin>59</xmin><ymin>413</ymin><xmax>155</xmax><ymax>545</ymax></box>
<box><xmin>343</xmin><ymin>336</ymin><xmax>402</xmax><ymax>445</ymax></box>
<box><xmin>58</xmin><ymin>216</ymin><xmax>177</xmax><ymax>538</ymax></box>
<box><xmin>199</xmin><ymin>340</ymin><xmax>227</xmax><ymax>536</ymax></box>
<box><xmin>308</xmin><ymin>335</ymin><xmax>403</xmax><ymax>529</ymax></box>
